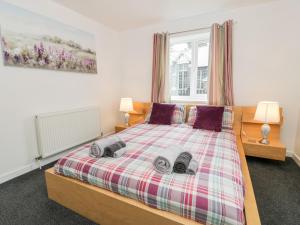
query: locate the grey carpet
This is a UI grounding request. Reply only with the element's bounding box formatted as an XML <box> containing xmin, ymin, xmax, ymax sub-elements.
<box><xmin>0</xmin><ymin>158</ymin><xmax>299</xmax><ymax>225</ymax></box>
<box><xmin>0</xmin><ymin>163</ymin><xmax>97</xmax><ymax>225</ymax></box>
<box><xmin>247</xmin><ymin>157</ymin><xmax>300</xmax><ymax>225</ymax></box>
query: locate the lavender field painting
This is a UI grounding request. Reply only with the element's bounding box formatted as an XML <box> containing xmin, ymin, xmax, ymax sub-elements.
<box><xmin>0</xmin><ymin>1</ymin><xmax>97</xmax><ymax>74</ymax></box>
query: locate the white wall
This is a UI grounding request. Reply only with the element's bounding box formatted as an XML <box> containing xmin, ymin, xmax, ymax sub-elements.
<box><xmin>0</xmin><ymin>0</ymin><xmax>121</xmax><ymax>182</ymax></box>
<box><xmin>119</xmin><ymin>0</ymin><xmax>300</xmax><ymax>155</ymax></box>
<box><xmin>294</xmin><ymin>110</ymin><xmax>300</xmax><ymax>165</ymax></box>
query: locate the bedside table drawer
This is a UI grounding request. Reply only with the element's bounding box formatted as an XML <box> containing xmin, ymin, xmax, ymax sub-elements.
<box><xmin>243</xmin><ymin>142</ymin><xmax>286</xmax><ymax>161</ymax></box>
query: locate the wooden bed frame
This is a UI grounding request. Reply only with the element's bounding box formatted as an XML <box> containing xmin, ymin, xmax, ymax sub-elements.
<box><xmin>45</xmin><ymin>104</ymin><xmax>261</xmax><ymax>225</ymax></box>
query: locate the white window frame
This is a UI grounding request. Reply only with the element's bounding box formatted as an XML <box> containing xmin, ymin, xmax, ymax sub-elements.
<box><xmin>169</xmin><ymin>30</ymin><xmax>210</xmax><ymax>103</ymax></box>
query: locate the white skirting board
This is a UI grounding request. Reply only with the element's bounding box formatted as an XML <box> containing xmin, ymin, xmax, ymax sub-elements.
<box><xmin>0</xmin><ymin>150</ymin><xmax>73</xmax><ymax>184</ymax></box>
<box><xmin>293</xmin><ymin>153</ymin><xmax>300</xmax><ymax>167</ymax></box>
<box><xmin>0</xmin><ymin>131</ymin><xmax>114</xmax><ymax>185</ymax></box>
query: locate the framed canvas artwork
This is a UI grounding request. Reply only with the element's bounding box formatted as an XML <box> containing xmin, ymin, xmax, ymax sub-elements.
<box><xmin>0</xmin><ymin>1</ymin><xmax>98</xmax><ymax>74</ymax></box>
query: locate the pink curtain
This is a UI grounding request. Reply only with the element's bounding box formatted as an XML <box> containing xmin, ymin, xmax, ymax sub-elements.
<box><xmin>151</xmin><ymin>33</ymin><xmax>168</xmax><ymax>103</ymax></box>
<box><xmin>208</xmin><ymin>20</ymin><xmax>234</xmax><ymax>106</ymax></box>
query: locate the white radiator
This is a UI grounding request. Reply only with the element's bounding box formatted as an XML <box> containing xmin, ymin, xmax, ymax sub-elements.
<box><xmin>35</xmin><ymin>106</ymin><xmax>101</xmax><ymax>158</ymax></box>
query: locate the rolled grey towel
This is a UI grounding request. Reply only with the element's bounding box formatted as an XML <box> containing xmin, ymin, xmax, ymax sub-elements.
<box><xmin>113</xmin><ymin>147</ymin><xmax>127</xmax><ymax>158</ymax></box>
<box><xmin>153</xmin><ymin>145</ymin><xmax>184</xmax><ymax>174</ymax></box>
<box><xmin>104</xmin><ymin>141</ymin><xmax>126</xmax><ymax>157</ymax></box>
<box><xmin>186</xmin><ymin>159</ymin><xmax>199</xmax><ymax>175</ymax></box>
<box><xmin>173</xmin><ymin>152</ymin><xmax>193</xmax><ymax>174</ymax></box>
<box><xmin>89</xmin><ymin>143</ymin><xmax>105</xmax><ymax>158</ymax></box>
<box><xmin>119</xmin><ymin>141</ymin><xmax>126</xmax><ymax>148</ymax></box>
<box><xmin>89</xmin><ymin>136</ymin><xmax>121</xmax><ymax>158</ymax></box>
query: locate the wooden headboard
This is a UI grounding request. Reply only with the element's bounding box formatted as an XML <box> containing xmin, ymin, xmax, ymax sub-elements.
<box><xmin>128</xmin><ymin>102</ymin><xmax>151</xmax><ymax>125</ymax></box>
<box><xmin>129</xmin><ymin>102</ymin><xmax>243</xmax><ymax>136</ymax></box>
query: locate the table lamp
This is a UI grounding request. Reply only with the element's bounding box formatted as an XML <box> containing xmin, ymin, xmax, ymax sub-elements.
<box><xmin>254</xmin><ymin>101</ymin><xmax>280</xmax><ymax>144</ymax></box>
<box><xmin>120</xmin><ymin>98</ymin><xmax>133</xmax><ymax>126</ymax></box>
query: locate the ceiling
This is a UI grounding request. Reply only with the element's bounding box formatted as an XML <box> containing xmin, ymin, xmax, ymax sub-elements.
<box><xmin>53</xmin><ymin>0</ymin><xmax>277</xmax><ymax>31</ymax></box>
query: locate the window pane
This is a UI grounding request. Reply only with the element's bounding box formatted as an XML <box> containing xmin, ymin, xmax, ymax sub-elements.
<box><xmin>196</xmin><ymin>42</ymin><xmax>209</xmax><ymax>95</ymax></box>
<box><xmin>169</xmin><ymin>42</ymin><xmax>192</xmax><ymax>96</ymax></box>
<box><xmin>197</xmin><ymin>66</ymin><xmax>208</xmax><ymax>94</ymax></box>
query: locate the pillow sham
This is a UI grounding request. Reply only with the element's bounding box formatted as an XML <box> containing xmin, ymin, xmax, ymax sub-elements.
<box><xmin>187</xmin><ymin>106</ymin><xmax>197</xmax><ymax>126</ymax></box>
<box><xmin>149</xmin><ymin>103</ymin><xmax>176</xmax><ymax>125</ymax></box>
<box><xmin>222</xmin><ymin>106</ymin><xmax>234</xmax><ymax>130</ymax></box>
<box><xmin>193</xmin><ymin>106</ymin><xmax>224</xmax><ymax>132</ymax></box>
<box><xmin>145</xmin><ymin>104</ymin><xmax>185</xmax><ymax>124</ymax></box>
<box><xmin>187</xmin><ymin>105</ymin><xmax>234</xmax><ymax>130</ymax></box>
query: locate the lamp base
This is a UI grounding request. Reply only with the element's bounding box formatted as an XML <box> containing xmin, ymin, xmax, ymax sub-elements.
<box><xmin>259</xmin><ymin>123</ymin><xmax>271</xmax><ymax>145</ymax></box>
<box><xmin>259</xmin><ymin>138</ymin><xmax>270</xmax><ymax>145</ymax></box>
<box><xmin>124</xmin><ymin>112</ymin><xmax>129</xmax><ymax>126</ymax></box>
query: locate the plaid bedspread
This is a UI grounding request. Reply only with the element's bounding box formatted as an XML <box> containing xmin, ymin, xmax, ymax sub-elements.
<box><xmin>55</xmin><ymin>124</ymin><xmax>244</xmax><ymax>225</ymax></box>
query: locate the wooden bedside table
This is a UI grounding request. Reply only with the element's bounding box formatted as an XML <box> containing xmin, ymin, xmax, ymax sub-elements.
<box><xmin>241</xmin><ymin>106</ymin><xmax>286</xmax><ymax>161</ymax></box>
<box><xmin>115</xmin><ymin>124</ymin><xmax>129</xmax><ymax>133</ymax></box>
<box><xmin>242</xmin><ymin>136</ymin><xmax>286</xmax><ymax>161</ymax></box>
<box><xmin>115</xmin><ymin>102</ymin><xmax>151</xmax><ymax>133</ymax></box>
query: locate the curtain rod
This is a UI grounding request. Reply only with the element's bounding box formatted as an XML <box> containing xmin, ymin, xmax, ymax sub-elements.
<box><xmin>169</xmin><ymin>21</ymin><xmax>236</xmax><ymax>36</ymax></box>
<box><xmin>169</xmin><ymin>26</ymin><xmax>211</xmax><ymax>36</ymax></box>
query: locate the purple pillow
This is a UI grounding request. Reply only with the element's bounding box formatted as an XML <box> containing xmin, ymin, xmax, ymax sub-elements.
<box><xmin>149</xmin><ymin>103</ymin><xmax>175</xmax><ymax>125</ymax></box>
<box><xmin>193</xmin><ymin>106</ymin><xmax>224</xmax><ymax>132</ymax></box>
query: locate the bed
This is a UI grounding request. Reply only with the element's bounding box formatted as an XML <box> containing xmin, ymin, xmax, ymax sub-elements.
<box><xmin>45</xmin><ymin>105</ymin><xmax>261</xmax><ymax>225</ymax></box>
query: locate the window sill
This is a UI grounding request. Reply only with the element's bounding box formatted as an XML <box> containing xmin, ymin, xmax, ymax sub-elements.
<box><xmin>171</xmin><ymin>95</ymin><xmax>208</xmax><ymax>105</ymax></box>
<box><xmin>171</xmin><ymin>101</ymin><xmax>208</xmax><ymax>105</ymax></box>
<box><xmin>170</xmin><ymin>97</ymin><xmax>208</xmax><ymax>105</ymax></box>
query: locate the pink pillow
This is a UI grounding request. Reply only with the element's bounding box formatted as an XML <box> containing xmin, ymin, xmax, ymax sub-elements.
<box><xmin>149</xmin><ymin>103</ymin><xmax>176</xmax><ymax>125</ymax></box>
<box><xmin>193</xmin><ymin>106</ymin><xmax>224</xmax><ymax>132</ymax></box>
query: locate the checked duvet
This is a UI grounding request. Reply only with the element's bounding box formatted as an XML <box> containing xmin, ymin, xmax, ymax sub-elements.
<box><xmin>55</xmin><ymin>123</ymin><xmax>244</xmax><ymax>225</ymax></box>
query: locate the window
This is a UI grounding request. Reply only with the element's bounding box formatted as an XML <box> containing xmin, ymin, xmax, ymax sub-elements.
<box><xmin>169</xmin><ymin>31</ymin><xmax>210</xmax><ymax>102</ymax></box>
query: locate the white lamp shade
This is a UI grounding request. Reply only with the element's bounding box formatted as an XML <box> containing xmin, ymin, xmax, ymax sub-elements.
<box><xmin>120</xmin><ymin>98</ymin><xmax>133</xmax><ymax>112</ymax></box>
<box><xmin>254</xmin><ymin>101</ymin><xmax>280</xmax><ymax>123</ymax></box>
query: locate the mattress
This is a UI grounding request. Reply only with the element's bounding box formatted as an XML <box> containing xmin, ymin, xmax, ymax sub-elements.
<box><xmin>55</xmin><ymin>123</ymin><xmax>244</xmax><ymax>225</ymax></box>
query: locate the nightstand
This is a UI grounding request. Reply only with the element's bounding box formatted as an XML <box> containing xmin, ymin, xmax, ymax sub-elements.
<box><xmin>115</xmin><ymin>102</ymin><xmax>151</xmax><ymax>133</ymax></box>
<box><xmin>241</xmin><ymin>106</ymin><xmax>286</xmax><ymax>161</ymax></box>
<box><xmin>242</xmin><ymin>136</ymin><xmax>286</xmax><ymax>161</ymax></box>
<box><xmin>115</xmin><ymin>124</ymin><xmax>129</xmax><ymax>133</ymax></box>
